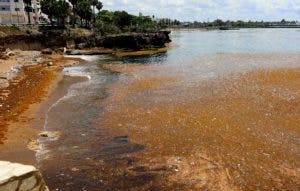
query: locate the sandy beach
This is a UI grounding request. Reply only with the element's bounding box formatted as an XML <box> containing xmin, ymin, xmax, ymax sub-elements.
<box><xmin>0</xmin><ymin>52</ymin><xmax>83</xmax><ymax>165</ymax></box>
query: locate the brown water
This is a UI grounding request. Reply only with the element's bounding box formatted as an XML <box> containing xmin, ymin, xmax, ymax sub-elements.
<box><xmin>38</xmin><ymin>29</ymin><xmax>300</xmax><ymax>190</ymax></box>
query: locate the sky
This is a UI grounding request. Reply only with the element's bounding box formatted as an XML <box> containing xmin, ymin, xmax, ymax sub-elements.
<box><xmin>101</xmin><ymin>0</ymin><xmax>300</xmax><ymax>22</ymax></box>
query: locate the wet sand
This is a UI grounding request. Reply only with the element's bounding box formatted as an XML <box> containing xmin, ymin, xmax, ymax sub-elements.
<box><xmin>0</xmin><ymin>54</ymin><xmax>83</xmax><ymax>165</ymax></box>
<box><xmin>98</xmin><ymin>54</ymin><xmax>300</xmax><ymax>190</ymax></box>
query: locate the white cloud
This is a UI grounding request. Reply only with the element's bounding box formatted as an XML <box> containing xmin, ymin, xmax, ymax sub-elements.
<box><xmin>101</xmin><ymin>0</ymin><xmax>300</xmax><ymax>21</ymax></box>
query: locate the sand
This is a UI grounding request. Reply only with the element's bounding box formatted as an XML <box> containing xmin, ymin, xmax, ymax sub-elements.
<box><xmin>0</xmin><ymin>52</ymin><xmax>83</xmax><ymax>165</ymax></box>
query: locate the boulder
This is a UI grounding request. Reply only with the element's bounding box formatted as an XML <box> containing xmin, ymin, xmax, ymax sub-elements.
<box><xmin>0</xmin><ymin>161</ymin><xmax>49</xmax><ymax>191</ymax></box>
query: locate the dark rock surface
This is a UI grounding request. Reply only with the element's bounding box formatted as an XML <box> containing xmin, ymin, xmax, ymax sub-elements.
<box><xmin>0</xmin><ymin>31</ymin><xmax>171</xmax><ymax>52</ymax></box>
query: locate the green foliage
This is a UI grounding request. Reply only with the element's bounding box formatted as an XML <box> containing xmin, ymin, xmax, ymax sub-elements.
<box><xmin>41</xmin><ymin>0</ymin><xmax>69</xmax><ymax>26</ymax></box>
<box><xmin>113</xmin><ymin>11</ymin><xmax>133</xmax><ymax>29</ymax></box>
<box><xmin>184</xmin><ymin>19</ymin><xmax>299</xmax><ymax>29</ymax></box>
<box><xmin>40</xmin><ymin>1</ymin><xmax>166</xmax><ymax>33</ymax></box>
<box><xmin>41</xmin><ymin>0</ymin><xmax>56</xmax><ymax>23</ymax></box>
<box><xmin>97</xmin><ymin>10</ymin><xmax>114</xmax><ymax>24</ymax></box>
<box><xmin>95</xmin><ymin>10</ymin><xmax>165</xmax><ymax>34</ymax></box>
<box><xmin>0</xmin><ymin>26</ymin><xmax>23</xmax><ymax>37</ymax></box>
<box><xmin>68</xmin><ymin>27</ymin><xmax>93</xmax><ymax>38</ymax></box>
<box><xmin>75</xmin><ymin>0</ymin><xmax>92</xmax><ymax>26</ymax></box>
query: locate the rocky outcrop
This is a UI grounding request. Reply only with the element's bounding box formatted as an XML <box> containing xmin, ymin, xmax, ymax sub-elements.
<box><xmin>0</xmin><ymin>161</ymin><xmax>49</xmax><ymax>191</ymax></box>
<box><xmin>0</xmin><ymin>30</ymin><xmax>171</xmax><ymax>52</ymax></box>
<box><xmin>0</xmin><ymin>35</ymin><xmax>45</xmax><ymax>50</ymax></box>
<box><xmin>97</xmin><ymin>31</ymin><xmax>171</xmax><ymax>50</ymax></box>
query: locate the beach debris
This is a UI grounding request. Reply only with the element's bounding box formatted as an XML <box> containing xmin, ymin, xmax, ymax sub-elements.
<box><xmin>39</xmin><ymin>132</ymin><xmax>49</xmax><ymax>138</ymax></box>
<box><xmin>39</xmin><ymin>131</ymin><xmax>61</xmax><ymax>141</ymax></box>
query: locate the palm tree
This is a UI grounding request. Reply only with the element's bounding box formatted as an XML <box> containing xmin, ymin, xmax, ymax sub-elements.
<box><xmin>69</xmin><ymin>0</ymin><xmax>79</xmax><ymax>26</ymax></box>
<box><xmin>41</xmin><ymin>0</ymin><xmax>55</xmax><ymax>25</ymax></box>
<box><xmin>55</xmin><ymin>0</ymin><xmax>70</xmax><ymax>26</ymax></box>
<box><xmin>91</xmin><ymin>0</ymin><xmax>103</xmax><ymax>24</ymax></box>
<box><xmin>23</xmin><ymin>0</ymin><xmax>32</xmax><ymax>24</ymax></box>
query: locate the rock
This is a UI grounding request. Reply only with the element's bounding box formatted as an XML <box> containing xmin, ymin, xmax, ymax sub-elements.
<box><xmin>47</xmin><ymin>62</ymin><xmax>53</xmax><ymax>66</ymax></box>
<box><xmin>55</xmin><ymin>47</ymin><xmax>65</xmax><ymax>54</ymax></box>
<box><xmin>41</xmin><ymin>48</ymin><xmax>53</xmax><ymax>55</ymax></box>
<box><xmin>77</xmin><ymin>43</ymin><xmax>87</xmax><ymax>49</ymax></box>
<box><xmin>39</xmin><ymin>132</ymin><xmax>49</xmax><ymax>137</ymax></box>
<box><xmin>100</xmin><ymin>31</ymin><xmax>171</xmax><ymax>50</ymax></box>
<box><xmin>66</xmin><ymin>40</ymin><xmax>76</xmax><ymax>49</ymax></box>
<box><xmin>67</xmin><ymin>48</ymin><xmax>114</xmax><ymax>55</ymax></box>
<box><xmin>0</xmin><ymin>161</ymin><xmax>49</xmax><ymax>191</ymax></box>
<box><xmin>5</xmin><ymin>50</ymin><xmax>14</xmax><ymax>57</ymax></box>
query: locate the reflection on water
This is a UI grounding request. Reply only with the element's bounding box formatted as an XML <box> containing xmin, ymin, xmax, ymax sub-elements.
<box><xmin>40</xmin><ymin>29</ymin><xmax>300</xmax><ymax>190</ymax></box>
<box><xmin>121</xmin><ymin>53</ymin><xmax>168</xmax><ymax>65</ymax></box>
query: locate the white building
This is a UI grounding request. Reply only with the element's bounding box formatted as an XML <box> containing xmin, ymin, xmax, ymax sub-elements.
<box><xmin>0</xmin><ymin>0</ymin><xmax>41</xmax><ymax>25</ymax></box>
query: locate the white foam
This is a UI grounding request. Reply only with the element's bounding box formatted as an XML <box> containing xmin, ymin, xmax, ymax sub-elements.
<box><xmin>64</xmin><ymin>55</ymin><xmax>99</xmax><ymax>62</ymax></box>
<box><xmin>63</xmin><ymin>66</ymin><xmax>91</xmax><ymax>80</ymax></box>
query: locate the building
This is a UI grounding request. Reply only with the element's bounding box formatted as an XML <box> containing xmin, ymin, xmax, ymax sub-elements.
<box><xmin>0</xmin><ymin>0</ymin><xmax>41</xmax><ymax>25</ymax></box>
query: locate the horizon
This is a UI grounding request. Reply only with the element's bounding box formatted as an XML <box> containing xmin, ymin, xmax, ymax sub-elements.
<box><xmin>101</xmin><ymin>0</ymin><xmax>300</xmax><ymax>22</ymax></box>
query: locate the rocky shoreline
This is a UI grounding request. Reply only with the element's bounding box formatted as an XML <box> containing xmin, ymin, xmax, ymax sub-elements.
<box><xmin>0</xmin><ymin>30</ymin><xmax>171</xmax><ymax>53</ymax></box>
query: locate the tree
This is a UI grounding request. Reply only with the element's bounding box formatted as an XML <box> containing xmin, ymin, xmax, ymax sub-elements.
<box><xmin>69</xmin><ymin>0</ymin><xmax>79</xmax><ymax>26</ymax></box>
<box><xmin>41</xmin><ymin>0</ymin><xmax>70</xmax><ymax>26</ymax></box>
<box><xmin>97</xmin><ymin>10</ymin><xmax>113</xmax><ymax>24</ymax></box>
<box><xmin>113</xmin><ymin>11</ymin><xmax>133</xmax><ymax>29</ymax></box>
<box><xmin>23</xmin><ymin>0</ymin><xmax>32</xmax><ymax>24</ymax></box>
<box><xmin>54</xmin><ymin>0</ymin><xmax>70</xmax><ymax>26</ymax></box>
<box><xmin>41</xmin><ymin>0</ymin><xmax>56</xmax><ymax>25</ymax></box>
<box><xmin>75</xmin><ymin>0</ymin><xmax>93</xmax><ymax>27</ymax></box>
<box><xmin>96</xmin><ymin>1</ymin><xmax>103</xmax><ymax>11</ymax></box>
<box><xmin>90</xmin><ymin>0</ymin><xmax>103</xmax><ymax>24</ymax></box>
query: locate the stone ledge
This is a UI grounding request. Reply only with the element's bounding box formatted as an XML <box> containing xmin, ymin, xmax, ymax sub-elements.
<box><xmin>0</xmin><ymin>161</ymin><xmax>49</xmax><ymax>191</ymax></box>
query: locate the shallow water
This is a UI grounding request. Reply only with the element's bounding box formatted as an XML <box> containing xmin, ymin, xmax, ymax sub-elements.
<box><xmin>40</xmin><ymin>29</ymin><xmax>300</xmax><ymax>190</ymax></box>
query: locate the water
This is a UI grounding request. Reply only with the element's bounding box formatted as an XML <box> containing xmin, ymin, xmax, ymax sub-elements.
<box><xmin>121</xmin><ymin>28</ymin><xmax>300</xmax><ymax>64</ymax></box>
<box><xmin>39</xmin><ymin>29</ymin><xmax>300</xmax><ymax>191</ymax></box>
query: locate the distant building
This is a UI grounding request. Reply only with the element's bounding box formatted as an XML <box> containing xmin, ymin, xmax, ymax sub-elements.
<box><xmin>0</xmin><ymin>0</ymin><xmax>41</xmax><ymax>25</ymax></box>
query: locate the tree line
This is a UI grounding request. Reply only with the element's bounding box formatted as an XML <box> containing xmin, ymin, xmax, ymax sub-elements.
<box><xmin>37</xmin><ymin>0</ymin><xmax>181</xmax><ymax>33</ymax></box>
<box><xmin>180</xmin><ymin>19</ymin><xmax>299</xmax><ymax>28</ymax></box>
<box><xmin>40</xmin><ymin>0</ymin><xmax>103</xmax><ymax>27</ymax></box>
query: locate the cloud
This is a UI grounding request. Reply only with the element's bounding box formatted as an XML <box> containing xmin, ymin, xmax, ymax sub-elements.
<box><xmin>101</xmin><ymin>0</ymin><xmax>300</xmax><ymax>21</ymax></box>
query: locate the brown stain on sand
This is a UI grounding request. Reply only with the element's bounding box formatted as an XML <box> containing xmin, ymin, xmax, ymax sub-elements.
<box><xmin>0</xmin><ymin>55</ymin><xmax>82</xmax><ymax>145</ymax></box>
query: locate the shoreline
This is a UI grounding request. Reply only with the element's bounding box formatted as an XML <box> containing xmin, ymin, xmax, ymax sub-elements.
<box><xmin>0</xmin><ymin>53</ymin><xmax>84</xmax><ymax>165</ymax></box>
